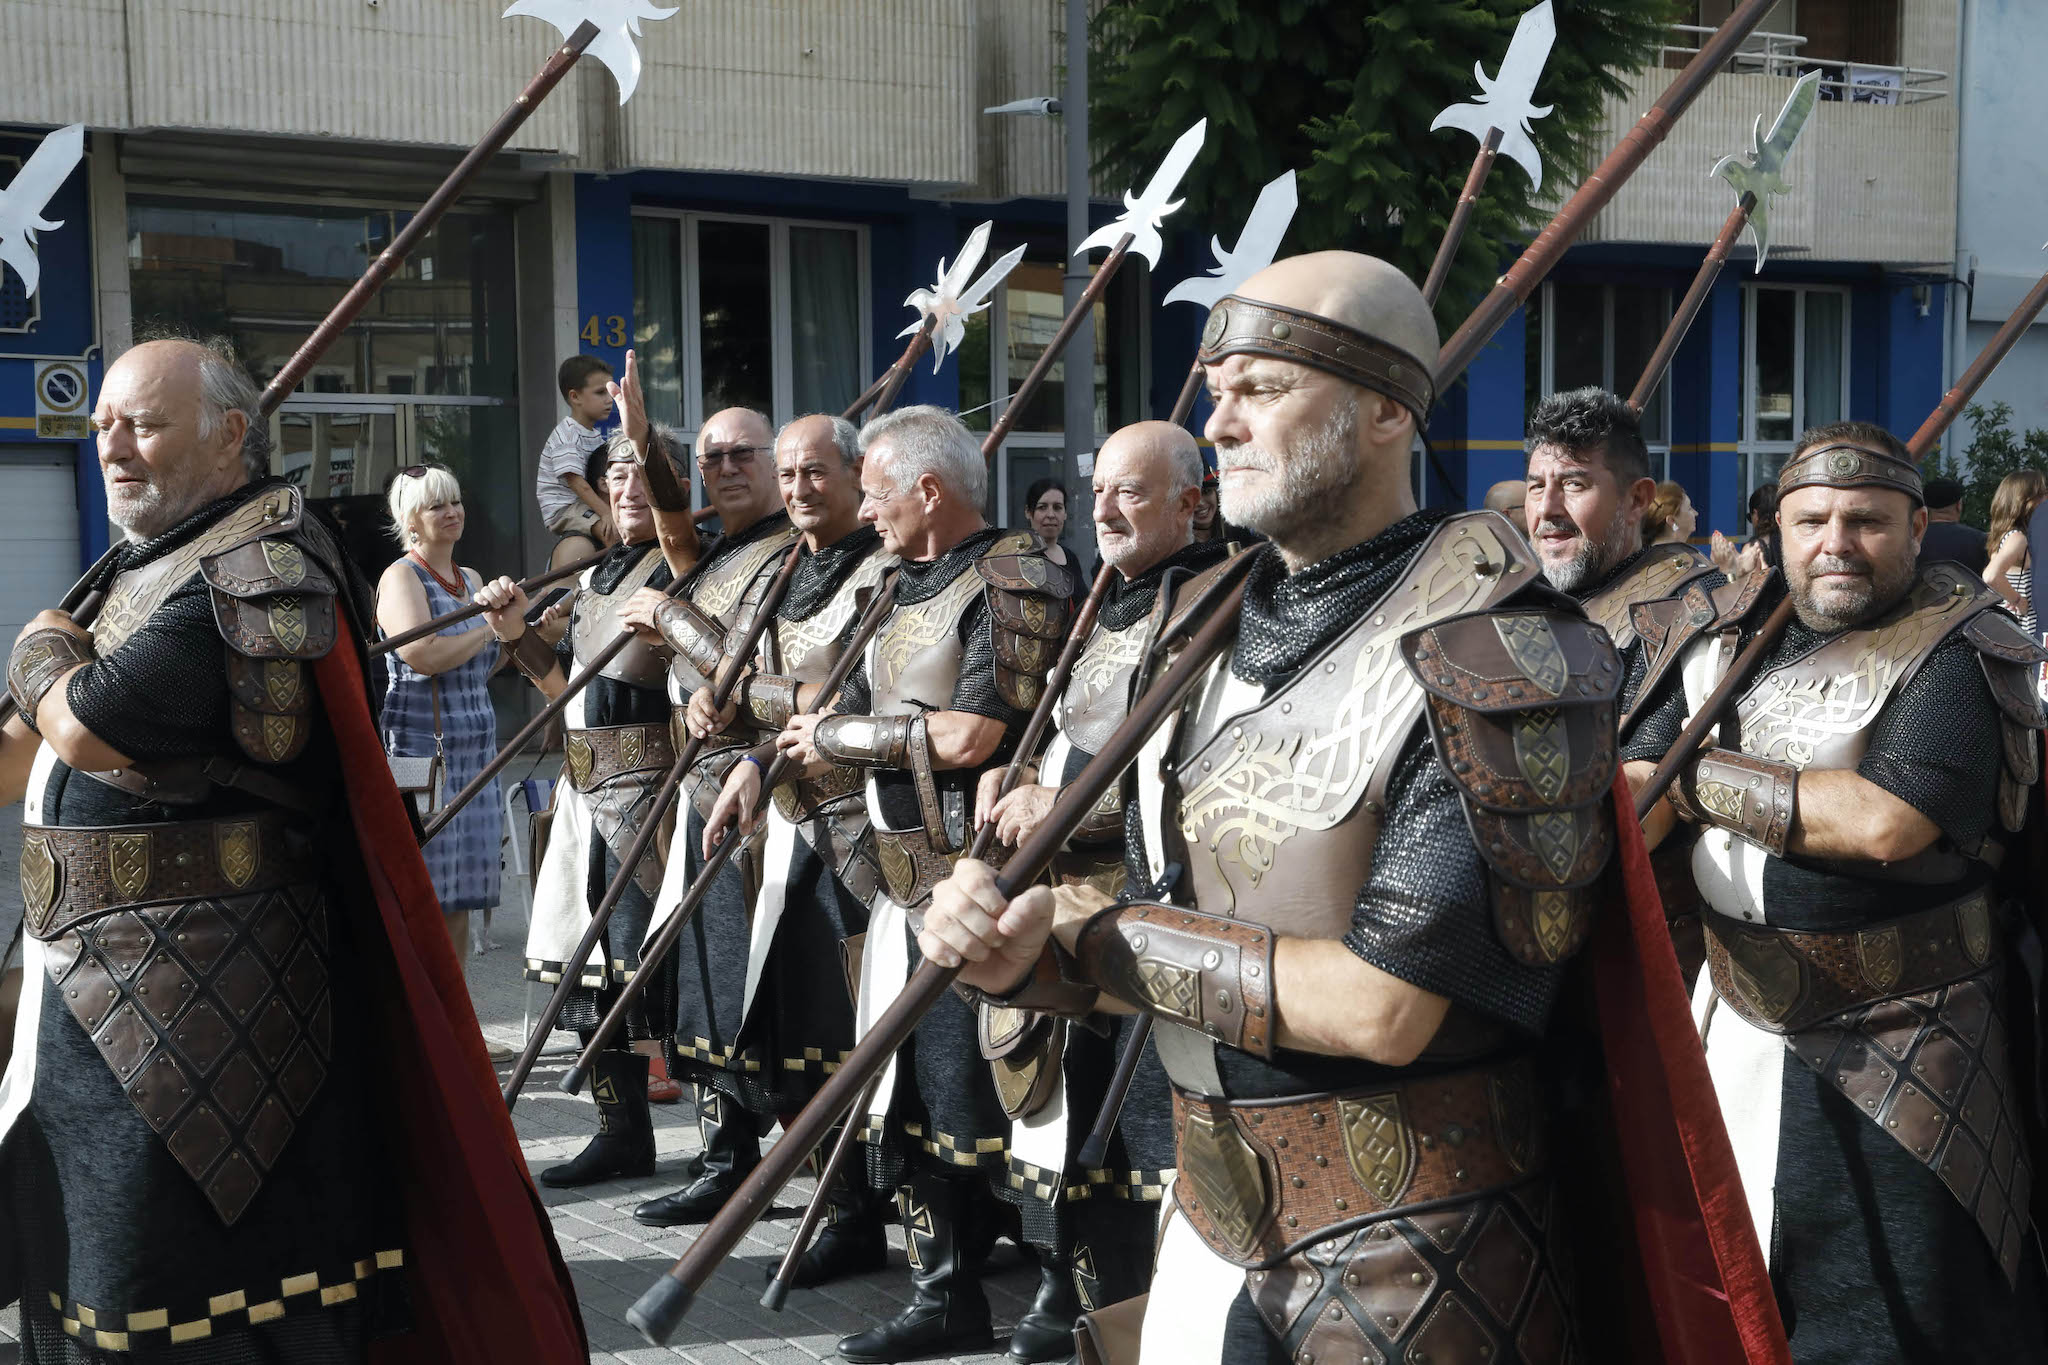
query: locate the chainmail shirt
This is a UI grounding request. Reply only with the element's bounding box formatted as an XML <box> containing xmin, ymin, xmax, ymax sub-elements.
<box><xmin>1096</xmin><ymin>538</ymin><xmax>1230</xmax><ymax>634</ymax></box>
<box><xmin>1230</xmin><ymin>510</ymin><xmax>1446</xmax><ymax>688</ymax></box>
<box><xmin>779</xmin><ymin>524</ymin><xmax>882</xmax><ymax>622</ymax></box>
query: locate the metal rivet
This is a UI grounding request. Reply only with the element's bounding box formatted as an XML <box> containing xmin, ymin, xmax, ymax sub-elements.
<box><xmin>1334</xmin><ymin>1198</ymin><xmax>1347</xmax><ymax>1211</ymax></box>
<box><xmin>1131</xmin><ymin>935</ymin><xmax>1146</xmax><ymax>952</ymax></box>
<box><xmin>1202</xmin><ymin>950</ymin><xmax>1221</xmax><ymax>970</ymax></box>
<box><xmin>1410</xmin><ymin>1272</ymin><xmax>1424</xmax><ymax>1285</ymax></box>
<box><xmin>1275</xmin><ymin>1136</ymin><xmax>1289</xmax><ymax>1149</ymax></box>
<box><xmin>1291</xmin><ymin>1176</ymin><xmax>1305</xmax><ymax>1189</ymax></box>
<box><xmin>1285</xmin><ymin>1215</ymin><xmax>1298</xmax><ymax>1228</ymax></box>
<box><xmin>1270</xmin><ymin>322</ymin><xmax>1291</xmax><ymax>340</ymax></box>
<box><xmin>1216</xmin><ymin>990</ymin><xmax>1232</xmax><ymax>1010</ymax></box>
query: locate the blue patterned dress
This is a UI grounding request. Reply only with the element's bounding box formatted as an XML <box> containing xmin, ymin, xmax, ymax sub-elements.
<box><xmin>381</xmin><ymin>558</ymin><xmax>503</xmax><ymax>912</ymax></box>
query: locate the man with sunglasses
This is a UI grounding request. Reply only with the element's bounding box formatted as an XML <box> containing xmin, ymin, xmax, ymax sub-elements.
<box><xmin>614</xmin><ymin>374</ymin><xmax>802</xmax><ymax>1225</ymax></box>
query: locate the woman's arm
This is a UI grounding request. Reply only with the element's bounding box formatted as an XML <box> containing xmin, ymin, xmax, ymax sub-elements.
<box><xmin>376</xmin><ymin>560</ymin><xmax>497</xmax><ymax>676</ymax></box>
<box><xmin>1983</xmin><ymin>533</ymin><xmax>2029</xmax><ymax>613</ymax></box>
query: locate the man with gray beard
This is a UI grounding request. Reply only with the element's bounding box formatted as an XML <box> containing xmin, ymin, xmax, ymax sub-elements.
<box><xmin>1629</xmin><ymin>420</ymin><xmax>2048</xmax><ymax>1361</ymax></box>
<box><xmin>916</xmin><ymin>253</ymin><xmax>1717</xmax><ymax>1364</ymax></box>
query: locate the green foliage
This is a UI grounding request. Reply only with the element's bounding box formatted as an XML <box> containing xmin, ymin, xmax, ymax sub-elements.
<box><xmin>1926</xmin><ymin>402</ymin><xmax>2048</xmax><ymax>530</ymax></box>
<box><xmin>1090</xmin><ymin>0</ymin><xmax>1678</xmax><ymax>328</ymax></box>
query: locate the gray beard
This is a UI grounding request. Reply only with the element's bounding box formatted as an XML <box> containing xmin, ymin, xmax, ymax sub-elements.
<box><xmin>1787</xmin><ymin>553</ymin><xmax>1916</xmax><ymax>632</ymax></box>
<box><xmin>1217</xmin><ymin>400</ymin><xmax>1359</xmax><ymax>544</ymax></box>
<box><xmin>108</xmin><ymin>471</ymin><xmax>224</xmax><ymax>542</ymax></box>
<box><xmin>1539</xmin><ymin>517</ymin><xmax>1636</xmax><ymax>596</ymax></box>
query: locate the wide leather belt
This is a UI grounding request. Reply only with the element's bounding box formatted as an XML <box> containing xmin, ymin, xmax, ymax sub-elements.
<box><xmin>1169</xmin><ymin>1057</ymin><xmax>1544</xmax><ymax>1269</ymax></box>
<box><xmin>1702</xmin><ymin>890</ymin><xmax>1996</xmax><ymax>1034</ymax></box>
<box><xmin>875</xmin><ymin>826</ymin><xmax>1013</xmax><ymax>908</ymax></box>
<box><xmin>19</xmin><ymin>813</ymin><xmax>314</xmax><ymax>942</ymax></box>
<box><xmin>563</xmin><ymin>722</ymin><xmax>676</xmax><ymax>793</ymax></box>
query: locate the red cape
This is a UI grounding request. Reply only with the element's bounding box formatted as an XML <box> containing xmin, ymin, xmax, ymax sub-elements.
<box><xmin>313</xmin><ymin>641</ymin><xmax>588</xmax><ymax>1364</ymax></box>
<box><xmin>1594</xmin><ymin>776</ymin><xmax>1788</xmax><ymax>1363</ymax></box>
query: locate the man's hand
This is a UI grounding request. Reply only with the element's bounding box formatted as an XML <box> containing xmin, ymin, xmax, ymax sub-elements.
<box><xmin>975</xmin><ymin>765</ymin><xmax>1036</xmax><ymax>829</ymax></box>
<box><xmin>607</xmin><ymin>348</ymin><xmax>650</xmax><ymax>454</ymax></box>
<box><xmin>987</xmin><ymin>783</ymin><xmax>1057</xmax><ymax>848</ymax></box>
<box><xmin>917</xmin><ymin>859</ymin><xmax>1057</xmax><ymax>993</ymax></box>
<box><xmin>533</xmin><ymin>596</ymin><xmax>573</xmax><ymax>646</ymax></box>
<box><xmin>687</xmin><ymin>684</ymin><xmax>740</xmax><ymax>740</ymax></box>
<box><xmin>703</xmin><ymin>758</ymin><xmax>764</xmax><ymax>857</ymax></box>
<box><xmin>474</xmin><ymin>577</ymin><xmax>531</xmax><ymax>640</ymax></box>
<box><xmin>776</xmin><ymin>712</ymin><xmax>825</xmax><ymax>772</ymax></box>
<box><xmin>16</xmin><ymin>609</ymin><xmax>90</xmax><ymax>652</ymax></box>
<box><xmin>616</xmin><ymin>586</ymin><xmax>671</xmax><ymax>641</ymax></box>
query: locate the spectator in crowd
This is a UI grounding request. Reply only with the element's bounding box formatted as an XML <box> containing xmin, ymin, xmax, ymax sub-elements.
<box><xmin>1026</xmin><ymin>475</ymin><xmax>1093</xmax><ymax>611</ymax></box>
<box><xmin>1712</xmin><ymin>480</ymin><xmax>1781</xmax><ymax>576</ymax></box>
<box><xmin>1483</xmin><ymin>477</ymin><xmax>1529</xmax><ymax>537</ymax></box>
<box><xmin>1984</xmin><ymin>469</ymin><xmax>2045</xmax><ymax>635</ymax></box>
<box><xmin>1916</xmin><ymin>475</ymin><xmax>1991</xmax><ymax>574</ymax></box>
<box><xmin>376</xmin><ymin>464</ymin><xmax>508</xmax><ymax>960</ymax></box>
<box><xmin>1642</xmin><ymin>479</ymin><xmax>1699</xmax><ymax>546</ymax></box>
<box><xmin>537</xmin><ymin>354</ymin><xmax>616</xmax><ymax>569</ymax></box>
<box><xmin>1191</xmin><ymin>463</ymin><xmax>1225</xmax><ymax>541</ymax></box>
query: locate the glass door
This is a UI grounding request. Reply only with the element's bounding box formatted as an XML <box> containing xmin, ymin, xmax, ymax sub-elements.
<box><xmin>1740</xmin><ymin>284</ymin><xmax>1850</xmax><ymax>498</ymax></box>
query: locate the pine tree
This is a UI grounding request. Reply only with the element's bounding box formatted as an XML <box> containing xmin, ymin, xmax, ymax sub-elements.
<box><xmin>1091</xmin><ymin>0</ymin><xmax>1678</xmax><ymax>326</ymax></box>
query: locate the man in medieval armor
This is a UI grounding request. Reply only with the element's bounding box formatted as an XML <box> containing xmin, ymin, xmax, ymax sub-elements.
<box><xmin>921</xmin><ymin>252</ymin><xmax>1631</xmax><ymax>1364</ymax></box>
<box><xmin>1628</xmin><ymin>420</ymin><xmax>2048</xmax><ymax>1360</ymax></box>
<box><xmin>709</xmin><ymin>404</ymin><xmax>1070</xmax><ymax>1363</ymax></box>
<box><xmin>969</xmin><ymin>418</ymin><xmax>1228</xmax><ymax>1361</ymax></box>
<box><xmin>1</xmin><ymin>337</ymin><xmax>583</xmax><ymax>1363</ymax></box>
<box><xmin>476</xmin><ymin>428</ymin><xmax>698</xmax><ymax>1190</ymax></box>
<box><xmin>652</xmin><ymin>411</ymin><xmax>896</xmax><ymax>1280</ymax></box>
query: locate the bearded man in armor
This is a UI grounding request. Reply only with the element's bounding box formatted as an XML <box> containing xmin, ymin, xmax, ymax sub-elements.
<box><xmin>1</xmin><ymin>338</ymin><xmax>583</xmax><ymax>1362</ymax></box>
<box><xmin>919</xmin><ymin>251</ymin><xmax>1653</xmax><ymax>1365</ymax></box>
<box><xmin>652</xmin><ymin>411</ymin><xmax>895</xmax><ymax>1281</ymax></box>
<box><xmin>968</xmin><ymin>419</ymin><xmax>1228</xmax><ymax>1360</ymax></box>
<box><xmin>710</xmin><ymin>404</ymin><xmax>1070</xmax><ymax>1363</ymax></box>
<box><xmin>476</xmin><ymin>420</ymin><xmax>704</xmax><ymax>1190</ymax></box>
<box><xmin>1628</xmin><ymin>421</ymin><xmax>2048</xmax><ymax>1361</ymax></box>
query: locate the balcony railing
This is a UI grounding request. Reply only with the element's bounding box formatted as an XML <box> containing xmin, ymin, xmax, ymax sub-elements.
<box><xmin>1660</xmin><ymin>24</ymin><xmax>1950</xmax><ymax>104</ymax></box>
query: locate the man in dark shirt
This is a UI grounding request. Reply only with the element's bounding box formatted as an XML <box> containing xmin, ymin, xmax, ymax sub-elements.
<box><xmin>1915</xmin><ymin>475</ymin><xmax>1991</xmax><ymax>574</ymax></box>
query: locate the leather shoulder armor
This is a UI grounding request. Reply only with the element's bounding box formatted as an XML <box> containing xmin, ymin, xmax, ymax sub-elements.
<box><xmin>977</xmin><ymin>533</ymin><xmax>1074</xmax><ymax>709</ymax></box>
<box><xmin>1401</xmin><ymin>608</ymin><xmax>1622</xmax><ymax>967</ymax></box>
<box><xmin>1961</xmin><ymin>610</ymin><xmax>2048</xmax><ymax>832</ymax></box>
<box><xmin>199</xmin><ymin>533</ymin><xmax>335</xmax><ymax>766</ymax></box>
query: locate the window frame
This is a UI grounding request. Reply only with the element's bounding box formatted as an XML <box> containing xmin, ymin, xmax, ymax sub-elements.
<box><xmin>1738</xmin><ymin>281</ymin><xmax>1853</xmax><ymax>500</ymax></box>
<box><xmin>1531</xmin><ymin>280</ymin><xmax>1676</xmax><ymax>478</ymax></box>
<box><xmin>631</xmin><ymin>207</ymin><xmax>873</xmax><ymax>462</ymax></box>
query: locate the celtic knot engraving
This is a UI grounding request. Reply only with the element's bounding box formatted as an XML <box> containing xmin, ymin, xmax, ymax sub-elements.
<box><xmin>874</xmin><ymin>571</ymin><xmax>982</xmax><ymax>692</ymax></box>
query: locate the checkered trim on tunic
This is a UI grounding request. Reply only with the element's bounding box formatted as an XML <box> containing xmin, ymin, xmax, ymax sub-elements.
<box><xmin>673</xmin><ymin>1035</ymin><xmax>764</xmax><ymax>1072</ymax></box>
<box><xmin>898</xmin><ymin>1120</ymin><xmax>1008</xmax><ymax>1168</ymax></box>
<box><xmin>522</xmin><ymin>956</ymin><xmax>633</xmax><ymax>989</ymax></box>
<box><xmin>780</xmin><ymin>1046</ymin><xmax>851</xmax><ymax>1076</ymax></box>
<box><xmin>1004</xmin><ymin>1157</ymin><xmax>1173</xmax><ymax>1203</ymax></box>
<box><xmin>47</xmin><ymin>1250</ymin><xmax>404</xmax><ymax>1350</ymax></box>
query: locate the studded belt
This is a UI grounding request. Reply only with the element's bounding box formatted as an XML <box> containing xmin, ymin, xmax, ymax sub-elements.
<box><xmin>19</xmin><ymin>814</ymin><xmax>315</xmax><ymax>942</ymax></box>
<box><xmin>1169</xmin><ymin>1057</ymin><xmax>1544</xmax><ymax>1269</ymax></box>
<box><xmin>1702</xmin><ymin>890</ymin><xmax>1996</xmax><ymax>1035</ymax></box>
<box><xmin>562</xmin><ymin>722</ymin><xmax>676</xmax><ymax>793</ymax></box>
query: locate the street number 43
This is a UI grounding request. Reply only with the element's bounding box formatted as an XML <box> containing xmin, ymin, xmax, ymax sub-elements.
<box><xmin>582</xmin><ymin>315</ymin><xmax>627</xmax><ymax>348</ymax></box>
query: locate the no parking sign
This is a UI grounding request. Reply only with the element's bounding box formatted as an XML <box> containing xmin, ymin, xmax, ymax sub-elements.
<box><xmin>34</xmin><ymin>359</ymin><xmax>87</xmax><ymax>439</ymax></box>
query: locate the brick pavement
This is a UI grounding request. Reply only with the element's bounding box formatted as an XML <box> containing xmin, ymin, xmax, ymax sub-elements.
<box><xmin>0</xmin><ymin>819</ymin><xmax>1039</xmax><ymax>1364</ymax></box>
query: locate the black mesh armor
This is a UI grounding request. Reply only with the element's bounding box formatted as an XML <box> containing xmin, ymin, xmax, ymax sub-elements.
<box><xmin>778</xmin><ymin>524</ymin><xmax>882</xmax><ymax>622</ymax></box>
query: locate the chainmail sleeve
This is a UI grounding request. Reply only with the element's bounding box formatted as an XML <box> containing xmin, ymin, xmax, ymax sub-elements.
<box><xmin>63</xmin><ymin>575</ymin><xmax>230</xmax><ymax>762</ymax></box>
<box><xmin>832</xmin><ymin>658</ymin><xmax>871</xmax><ymax>715</ymax></box>
<box><xmin>1855</xmin><ymin>630</ymin><xmax>2002</xmax><ymax>851</ymax></box>
<box><xmin>1342</xmin><ymin>726</ymin><xmax>1566</xmax><ymax>1036</ymax></box>
<box><xmin>1619</xmin><ymin>660</ymin><xmax>1688</xmax><ymax>764</ymax></box>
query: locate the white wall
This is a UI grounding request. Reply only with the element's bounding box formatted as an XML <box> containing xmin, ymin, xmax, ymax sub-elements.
<box><xmin>1954</xmin><ymin>0</ymin><xmax>2048</xmax><ymax>441</ymax></box>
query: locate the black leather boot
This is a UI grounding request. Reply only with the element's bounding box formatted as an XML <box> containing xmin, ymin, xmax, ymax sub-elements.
<box><xmin>1007</xmin><ymin>1246</ymin><xmax>1085</xmax><ymax>1363</ymax></box>
<box><xmin>633</xmin><ymin>1086</ymin><xmax>763</xmax><ymax>1226</ymax></box>
<box><xmin>539</xmin><ymin>1050</ymin><xmax>655</xmax><ymax>1188</ymax></box>
<box><xmin>779</xmin><ymin>1134</ymin><xmax>887</xmax><ymax>1288</ymax></box>
<box><xmin>835</xmin><ymin>1170</ymin><xmax>993</xmax><ymax>1363</ymax></box>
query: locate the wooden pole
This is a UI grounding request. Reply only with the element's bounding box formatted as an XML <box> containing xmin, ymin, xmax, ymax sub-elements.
<box><xmin>1625</xmin><ymin>192</ymin><xmax>1755</xmax><ymax>414</ymax></box>
<box><xmin>1422</xmin><ymin>126</ymin><xmax>1505</xmax><ymax>307</ymax></box>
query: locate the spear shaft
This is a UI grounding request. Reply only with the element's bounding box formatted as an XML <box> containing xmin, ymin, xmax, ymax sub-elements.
<box><xmin>1626</xmin><ymin>192</ymin><xmax>1756</xmax><ymax>414</ymax></box>
<box><xmin>1422</xmin><ymin>126</ymin><xmax>1505</xmax><ymax>308</ymax></box>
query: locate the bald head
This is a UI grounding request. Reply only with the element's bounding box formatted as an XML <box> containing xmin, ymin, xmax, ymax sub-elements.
<box><xmin>1093</xmin><ymin>421</ymin><xmax>1204</xmax><ymax>576</ymax></box>
<box><xmin>698</xmin><ymin>405</ymin><xmax>781</xmax><ymax>530</ymax></box>
<box><xmin>1484</xmin><ymin>479</ymin><xmax>1529</xmax><ymax>537</ymax></box>
<box><xmin>1234</xmin><ymin>252</ymin><xmax>1439</xmax><ymax>387</ymax></box>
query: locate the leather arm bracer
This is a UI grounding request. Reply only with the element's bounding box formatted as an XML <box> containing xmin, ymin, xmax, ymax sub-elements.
<box><xmin>1073</xmin><ymin>900</ymin><xmax>1275</xmax><ymax>1058</ymax></box>
<box><xmin>651</xmin><ymin>596</ymin><xmax>728</xmax><ymax>677</ymax></box>
<box><xmin>812</xmin><ymin>712</ymin><xmax>917</xmax><ymax>769</ymax></box>
<box><xmin>1666</xmin><ymin>746</ymin><xmax>1799</xmax><ymax>856</ymax></box>
<box><xmin>507</xmin><ymin>628</ymin><xmax>560</xmax><ymax>684</ymax></box>
<box><xmin>739</xmin><ymin>671</ymin><xmax>801</xmax><ymax>730</ymax></box>
<box><xmin>8</xmin><ymin>627</ymin><xmax>95</xmax><ymax>736</ymax></box>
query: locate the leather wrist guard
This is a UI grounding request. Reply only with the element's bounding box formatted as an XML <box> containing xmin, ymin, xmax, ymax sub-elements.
<box><xmin>955</xmin><ymin>943</ymin><xmax>1102</xmax><ymax>1018</ymax></box>
<box><xmin>1074</xmin><ymin>900</ymin><xmax>1275</xmax><ymax>1058</ymax></box>
<box><xmin>507</xmin><ymin>628</ymin><xmax>559</xmax><ymax>684</ymax></box>
<box><xmin>8</xmin><ymin>627</ymin><xmax>94</xmax><ymax>736</ymax></box>
<box><xmin>651</xmin><ymin>596</ymin><xmax>727</xmax><ymax>677</ymax></box>
<box><xmin>635</xmin><ymin>439</ymin><xmax>692</xmax><ymax>513</ymax></box>
<box><xmin>1668</xmin><ymin>747</ymin><xmax>1799</xmax><ymax>855</ymax></box>
<box><xmin>812</xmin><ymin>713</ymin><xmax>916</xmax><ymax>770</ymax></box>
<box><xmin>740</xmin><ymin>672</ymin><xmax>801</xmax><ymax>730</ymax></box>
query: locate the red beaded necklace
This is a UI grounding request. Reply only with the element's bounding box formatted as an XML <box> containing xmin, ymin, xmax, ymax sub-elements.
<box><xmin>409</xmin><ymin>550</ymin><xmax>469</xmax><ymax>600</ymax></box>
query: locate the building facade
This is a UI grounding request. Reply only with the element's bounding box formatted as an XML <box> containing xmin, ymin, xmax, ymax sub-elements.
<box><xmin>0</xmin><ymin>0</ymin><xmax>1989</xmax><ymax>649</ymax></box>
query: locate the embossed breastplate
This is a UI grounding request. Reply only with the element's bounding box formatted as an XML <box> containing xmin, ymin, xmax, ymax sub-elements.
<box><xmin>1581</xmin><ymin>543</ymin><xmax>1715</xmax><ymax>650</ymax></box>
<box><xmin>765</xmin><ymin>548</ymin><xmax>893</xmax><ymax>684</ymax></box>
<box><xmin>1056</xmin><ymin>616</ymin><xmax>1148</xmax><ymax>756</ymax></box>
<box><xmin>572</xmin><ymin>546</ymin><xmax>672</xmax><ymax>687</ymax></box>
<box><xmin>91</xmin><ymin>490</ymin><xmax>298</xmax><ymax>655</ymax></box>
<box><xmin>669</xmin><ymin>524</ymin><xmax>802</xmax><ymax>694</ymax></box>
<box><xmin>868</xmin><ymin>561</ymin><xmax>984</xmax><ymax>715</ymax></box>
<box><xmin>1735</xmin><ymin>566</ymin><xmax>1981</xmax><ymax>772</ymax></box>
<box><xmin>1168</xmin><ymin>514</ymin><xmax>1532</xmax><ymax>936</ymax></box>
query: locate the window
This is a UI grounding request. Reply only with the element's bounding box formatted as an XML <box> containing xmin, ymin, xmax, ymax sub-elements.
<box><xmin>955</xmin><ymin>253</ymin><xmax>1145</xmax><ymax>526</ymax></box>
<box><xmin>1527</xmin><ymin>282</ymin><xmax>1673</xmax><ymax>474</ymax></box>
<box><xmin>631</xmin><ymin>211</ymin><xmax>870</xmax><ymax>489</ymax></box>
<box><xmin>1739</xmin><ymin>283</ymin><xmax>1848</xmax><ymax>498</ymax></box>
<box><xmin>127</xmin><ymin>196</ymin><xmax>522</xmax><ymax>585</ymax></box>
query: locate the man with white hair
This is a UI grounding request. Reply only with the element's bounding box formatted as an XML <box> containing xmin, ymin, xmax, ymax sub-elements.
<box><xmin>917</xmin><ymin>254</ymin><xmax>1774</xmax><ymax>1362</ymax></box>
<box><xmin>707</xmin><ymin>404</ymin><xmax>1071</xmax><ymax>1363</ymax></box>
<box><xmin>968</xmin><ymin>419</ymin><xmax>1229</xmax><ymax>1360</ymax></box>
<box><xmin>1</xmin><ymin>337</ymin><xmax>583</xmax><ymax>1361</ymax></box>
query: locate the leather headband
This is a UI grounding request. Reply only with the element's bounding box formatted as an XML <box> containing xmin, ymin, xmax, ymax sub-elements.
<box><xmin>1198</xmin><ymin>295</ymin><xmax>1436</xmax><ymax>425</ymax></box>
<box><xmin>1777</xmin><ymin>442</ymin><xmax>1923</xmax><ymax>505</ymax></box>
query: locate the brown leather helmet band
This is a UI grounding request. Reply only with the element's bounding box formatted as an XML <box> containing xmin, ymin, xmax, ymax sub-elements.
<box><xmin>1198</xmin><ymin>295</ymin><xmax>1436</xmax><ymax>425</ymax></box>
<box><xmin>1776</xmin><ymin>442</ymin><xmax>1923</xmax><ymax>505</ymax></box>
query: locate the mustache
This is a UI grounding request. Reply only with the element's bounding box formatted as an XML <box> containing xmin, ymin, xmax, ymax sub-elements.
<box><xmin>1809</xmin><ymin>555</ymin><xmax>1871</xmax><ymax>577</ymax></box>
<box><xmin>1215</xmin><ymin>442</ymin><xmax>1275</xmax><ymax>473</ymax></box>
<box><xmin>1532</xmin><ymin>516</ymin><xmax>1581</xmax><ymax>538</ymax></box>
